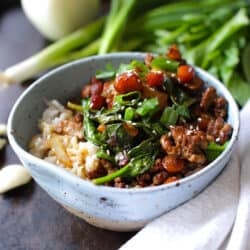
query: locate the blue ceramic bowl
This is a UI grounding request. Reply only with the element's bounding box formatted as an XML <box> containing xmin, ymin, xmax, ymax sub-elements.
<box><xmin>7</xmin><ymin>53</ymin><xmax>239</xmax><ymax>231</ymax></box>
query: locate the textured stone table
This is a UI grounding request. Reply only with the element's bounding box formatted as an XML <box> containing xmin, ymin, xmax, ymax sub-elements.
<box><xmin>0</xmin><ymin>4</ymin><xmax>134</xmax><ymax>250</ymax></box>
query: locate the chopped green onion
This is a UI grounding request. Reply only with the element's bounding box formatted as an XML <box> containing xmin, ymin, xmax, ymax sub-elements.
<box><xmin>151</xmin><ymin>57</ymin><xmax>179</xmax><ymax>71</ymax></box>
<box><xmin>98</xmin><ymin>0</ymin><xmax>137</xmax><ymax>54</ymax></box>
<box><xmin>93</xmin><ymin>153</ymin><xmax>157</xmax><ymax>185</ymax></box>
<box><xmin>130</xmin><ymin>60</ymin><xmax>149</xmax><ymax>76</ymax></box>
<box><xmin>160</xmin><ymin>104</ymin><xmax>189</xmax><ymax>127</ymax></box>
<box><xmin>160</xmin><ymin>106</ymin><xmax>179</xmax><ymax>126</ymax></box>
<box><xmin>114</xmin><ymin>91</ymin><xmax>142</xmax><ymax>106</ymax></box>
<box><xmin>124</xmin><ymin>107</ymin><xmax>136</xmax><ymax>121</ymax></box>
<box><xmin>92</xmin><ymin>164</ymin><xmax>130</xmax><ymax>185</ymax></box>
<box><xmin>136</xmin><ymin>98</ymin><xmax>159</xmax><ymax>118</ymax></box>
<box><xmin>96</xmin><ymin>149</ymin><xmax>115</xmax><ymax>163</ymax></box>
<box><xmin>128</xmin><ymin>138</ymin><xmax>159</xmax><ymax>158</ymax></box>
<box><xmin>205</xmin><ymin>141</ymin><xmax>229</xmax><ymax>161</ymax></box>
<box><xmin>67</xmin><ymin>101</ymin><xmax>84</xmax><ymax>112</ymax></box>
<box><xmin>0</xmin><ymin>17</ymin><xmax>105</xmax><ymax>85</ymax></box>
<box><xmin>82</xmin><ymin>99</ymin><xmax>105</xmax><ymax>145</ymax></box>
<box><xmin>176</xmin><ymin>105</ymin><xmax>190</xmax><ymax>118</ymax></box>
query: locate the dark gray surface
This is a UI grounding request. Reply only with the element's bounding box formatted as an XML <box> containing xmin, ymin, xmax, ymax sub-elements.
<box><xmin>0</xmin><ymin>6</ymin><xmax>134</xmax><ymax>250</ymax></box>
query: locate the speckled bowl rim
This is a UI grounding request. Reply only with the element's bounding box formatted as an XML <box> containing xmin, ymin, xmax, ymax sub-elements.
<box><xmin>7</xmin><ymin>52</ymin><xmax>240</xmax><ymax>194</ymax></box>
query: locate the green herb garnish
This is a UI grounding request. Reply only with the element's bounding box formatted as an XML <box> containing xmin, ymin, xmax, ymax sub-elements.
<box><xmin>205</xmin><ymin>141</ymin><xmax>229</xmax><ymax>161</ymax></box>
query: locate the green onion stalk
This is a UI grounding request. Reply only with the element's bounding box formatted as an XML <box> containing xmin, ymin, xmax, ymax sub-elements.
<box><xmin>0</xmin><ymin>0</ymin><xmax>165</xmax><ymax>86</ymax></box>
<box><xmin>0</xmin><ymin>17</ymin><xmax>105</xmax><ymax>85</ymax></box>
<box><xmin>0</xmin><ymin>0</ymin><xmax>250</xmax><ymax>106</ymax></box>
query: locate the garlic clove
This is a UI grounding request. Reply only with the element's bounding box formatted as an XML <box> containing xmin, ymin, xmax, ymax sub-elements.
<box><xmin>0</xmin><ymin>165</ymin><xmax>32</xmax><ymax>194</ymax></box>
<box><xmin>21</xmin><ymin>0</ymin><xmax>100</xmax><ymax>41</ymax></box>
<box><xmin>0</xmin><ymin>124</ymin><xmax>7</xmax><ymax>136</ymax></box>
<box><xmin>0</xmin><ymin>138</ymin><xmax>7</xmax><ymax>151</ymax></box>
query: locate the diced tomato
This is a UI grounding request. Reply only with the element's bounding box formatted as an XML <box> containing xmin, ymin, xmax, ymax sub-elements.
<box><xmin>81</xmin><ymin>85</ymin><xmax>91</xmax><ymax>98</ymax></box>
<box><xmin>97</xmin><ymin>123</ymin><xmax>106</xmax><ymax>133</ymax></box>
<box><xmin>142</xmin><ymin>85</ymin><xmax>168</xmax><ymax>110</ymax></box>
<box><xmin>91</xmin><ymin>81</ymin><xmax>103</xmax><ymax>95</ymax></box>
<box><xmin>167</xmin><ymin>44</ymin><xmax>182</xmax><ymax>61</ymax></box>
<box><xmin>91</xmin><ymin>76</ymin><xmax>101</xmax><ymax>85</ymax></box>
<box><xmin>177</xmin><ymin>64</ymin><xmax>194</xmax><ymax>83</ymax></box>
<box><xmin>146</xmin><ymin>71</ymin><xmax>164</xmax><ymax>88</ymax></box>
<box><xmin>164</xmin><ymin>176</ymin><xmax>179</xmax><ymax>184</ymax></box>
<box><xmin>102</xmin><ymin>81</ymin><xmax>115</xmax><ymax>109</ymax></box>
<box><xmin>187</xmin><ymin>76</ymin><xmax>203</xmax><ymax>90</ymax></box>
<box><xmin>123</xmin><ymin>122</ymin><xmax>139</xmax><ymax>137</ymax></box>
<box><xmin>102</xmin><ymin>81</ymin><xmax>115</xmax><ymax>96</ymax></box>
<box><xmin>114</xmin><ymin>72</ymin><xmax>142</xmax><ymax>93</ymax></box>
<box><xmin>162</xmin><ymin>155</ymin><xmax>185</xmax><ymax>174</ymax></box>
<box><xmin>90</xmin><ymin>77</ymin><xmax>103</xmax><ymax>95</ymax></box>
<box><xmin>90</xmin><ymin>95</ymin><xmax>106</xmax><ymax>109</ymax></box>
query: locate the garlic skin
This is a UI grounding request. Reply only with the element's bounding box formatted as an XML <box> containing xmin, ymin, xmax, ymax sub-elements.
<box><xmin>21</xmin><ymin>0</ymin><xmax>100</xmax><ymax>41</ymax></box>
<box><xmin>0</xmin><ymin>165</ymin><xmax>32</xmax><ymax>194</ymax></box>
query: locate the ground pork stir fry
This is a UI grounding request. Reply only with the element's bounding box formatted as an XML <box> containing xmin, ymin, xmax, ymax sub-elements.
<box><xmin>29</xmin><ymin>45</ymin><xmax>232</xmax><ymax>188</ymax></box>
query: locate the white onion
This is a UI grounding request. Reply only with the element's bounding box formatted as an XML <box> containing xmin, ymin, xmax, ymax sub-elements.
<box><xmin>21</xmin><ymin>0</ymin><xmax>100</xmax><ymax>41</ymax></box>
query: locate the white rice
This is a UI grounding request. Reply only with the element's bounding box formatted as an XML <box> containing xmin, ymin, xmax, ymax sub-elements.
<box><xmin>29</xmin><ymin>100</ymin><xmax>100</xmax><ymax>179</ymax></box>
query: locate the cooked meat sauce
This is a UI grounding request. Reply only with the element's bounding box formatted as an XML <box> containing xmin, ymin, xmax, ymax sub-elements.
<box><xmin>29</xmin><ymin>46</ymin><xmax>232</xmax><ymax>188</ymax></box>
